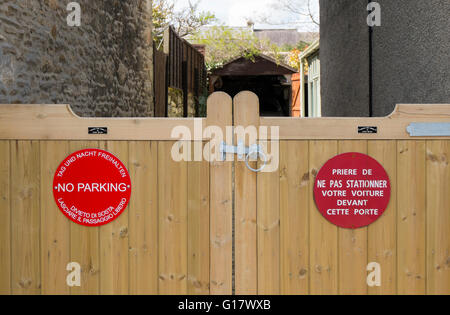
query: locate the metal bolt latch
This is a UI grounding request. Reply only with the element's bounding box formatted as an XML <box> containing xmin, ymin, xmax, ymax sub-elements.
<box><xmin>219</xmin><ymin>141</ymin><xmax>267</xmax><ymax>173</ymax></box>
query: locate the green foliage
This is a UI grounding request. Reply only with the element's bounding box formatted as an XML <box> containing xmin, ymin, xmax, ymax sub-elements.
<box><xmin>280</xmin><ymin>41</ymin><xmax>309</xmax><ymax>53</ymax></box>
<box><xmin>190</xmin><ymin>26</ymin><xmax>283</xmax><ymax>72</ymax></box>
<box><xmin>295</xmin><ymin>41</ymin><xmax>309</xmax><ymax>51</ymax></box>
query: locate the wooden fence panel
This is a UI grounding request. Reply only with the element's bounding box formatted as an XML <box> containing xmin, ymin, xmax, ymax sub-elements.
<box><xmin>161</xmin><ymin>27</ymin><xmax>207</xmax><ymax>117</ymax></box>
<box><xmin>40</xmin><ymin>141</ymin><xmax>70</xmax><ymax>295</ymax></box>
<box><xmin>426</xmin><ymin>141</ymin><xmax>450</xmax><ymax>294</ymax></box>
<box><xmin>0</xmin><ymin>92</ymin><xmax>449</xmax><ymax>295</ymax></box>
<box><xmin>368</xmin><ymin>141</ymin><xmax>397</xmax><ymax>295</ymax></box>
<box><xmin>158</xmin><ymin>141</ymin><xmax>188</xmax><ymax>295</ymax></box>
<box><xmin>154</xmin><ymin>49</ymin><xmax>167</xmax><ymax>117</ymax></box>
<box><xmin>69</xmin><ymin>141</ymin><xmax>101</xmax><ymax>295</ymax></box>
<box><xmin>308</xmin><ymin>140</ymin><xmax>339</xmax><ymax>295</ymax></box>
<box><xmin>397</xmin><ymin>140</ymin><xmax>426</xmax><ymax>294</ymax></box>
<box><xmin>257</xmin><ymin>155</ymin><xmax>280</xmax><ymax>295</ymax></box>
<box><xmin>11</xmin><ymin>141</ymin><xmax>41</xmax><ymax>295</ymax></box>
<box><xmin>207</xmin><ymin>93</ymin><xmax>233</xmax><ymax>295</ymax></box>
<box><xmin>99</xmin><ymin>141</ymin><xmax>130</xmax><ymax>295</ymax></box>
<box><xmin>129</xmin><ymin>141</ymin><xmax>158</xmax><ymax>295</ymax></box>
<box><xmin>187</xmin><ymin>144</ymin><xmax>210</xmax><ymax>295</ymax></box>
<box><xmin>0</xmin><ymin>141</ymin><xmax>10</xmax><ymax>294</ymax></box>
<box><xmin>234</xmin><ymin>92</ymin><xmax>259</xmax><ymax>295</ymax></box>
<box><xmin>337</xmin><ymin>141</ymin><xmax>368</xmax><ymax>295</ymax></box>
<box><xmin>232</xmin><ymin>92</ymin><xmax>450</xmax><ymax>296</ymax></box>
<box><xmin>279</xmin><ymin>141</ymin><xmax>309</xmax><ymax>295</ymax></box>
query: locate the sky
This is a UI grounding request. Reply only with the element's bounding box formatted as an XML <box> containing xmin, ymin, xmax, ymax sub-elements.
<box><xmin>173</xmin><ymin>0</ymin><xmax>320</xmax><ymax>31</ymax></box>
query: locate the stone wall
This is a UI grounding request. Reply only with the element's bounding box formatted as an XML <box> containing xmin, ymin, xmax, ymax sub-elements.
<box><xmin>0</xmin><ymin>0</ymin><xmax>154</xmax><ymax>117</ymax></box>
<box><xmin>372</xmin><ymin>0</ymin><xmax>450</xmax><ymax>116</ymax></box>
<box><xmin>167</xmin><ymin>87</ymin><xmax>183</xmax><ymax>117</ymax></box>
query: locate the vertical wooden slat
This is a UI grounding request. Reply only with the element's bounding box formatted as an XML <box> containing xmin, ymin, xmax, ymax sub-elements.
<box><xmin>129</xmin><ymin>141</ymin><xmax>158</xmax><ymax>294</ymax></box>
<box><xmin>368</xmin><ymin>141</ymin><xmax>397</xmax><ymax>295</ymax></box>
<box><xmin>99</xmin><ymin>141</ymin><xmax>130</xmax><ymax>295</ymax></box>
<box><xmin>0</xmin><ymin>141</ymin><xmax>10</xmax><ymax>294</ymax></box>
<box><xmin>234</xmin><ymin>92</ymin><xmax>259</xmax><ymax>294</ymax></box>
<box><xmin>207</xmin><ymin>92</ymin><xmax>233</xmax><ymax>295</ymax></box>
<box><xmin>158</xmin><ymin>141</ymin><xmax>188</xmax><ymax>294</ymax></box>
<box><xmin>11</xmin><ymin>141</ymin><xmax>41</xmax><ymax>294</ymax></box>
<box><xmin>309</xmin><ymin>140</ymin><xmax>338</xmax><ymax>295</ymax></box>
<box><xmin>257</xmin><ymin>152</ymin><xmax>280</xmax><ymax>295</ymax></box>
<box><xmin>397</xmin><ymin>140</ymin><xmax>426</xmax><ymax>294</ymax></box>
<box><xmin>40</xmin><ymin>141</ymin><xmax>70</xmax><ymax>294</ymax></box>
<box><xmin>426</xmin><ymin>140</ymin><xmax>450</xmax><ymax>294</ymax></box>
<box><xmin>187</xmin><ymin>143</ymin><xmax>210</xmax><ymax>295</ymax></box>
<box><xmin>337</xmin><ymin>141</ymin><xmax>368</xmax><ymax>295</ymax></box>
<box><xmin>280</xmin><ymin>141</ymin><xmax>309</xmax><ymax>295</ymax></box>
<box><xmin>69</xmin><ymin>141</ymin><xmax>100</xmax><ymax>295</ymax></box>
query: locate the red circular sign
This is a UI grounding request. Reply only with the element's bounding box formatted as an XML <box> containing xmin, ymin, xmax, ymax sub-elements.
<box><xmin>313</xmin><ymin>152</ymin><xmax>391</xmax><ymax>229</ymax></box>
<box><xmin>53</xmin><ymin>149</ymin><xmax>131</xmax><ymax>227</ymax></box>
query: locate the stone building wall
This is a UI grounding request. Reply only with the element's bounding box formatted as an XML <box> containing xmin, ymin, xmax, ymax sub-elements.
<box><xmin>0</xmin><ymin>0</ymin><xmax>154</xmax><ymax>117</ymax></box>
<box><xmin>320</xmin><ymin>0</ymin><xmax>450</xmax><ymax>117</ymax></box>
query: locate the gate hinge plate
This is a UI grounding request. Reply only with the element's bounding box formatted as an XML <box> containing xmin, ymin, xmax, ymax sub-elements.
<box><xmin>406</xmin><ymin>123</ymin><xmax>450</xmax><ymax>137</ymax></box>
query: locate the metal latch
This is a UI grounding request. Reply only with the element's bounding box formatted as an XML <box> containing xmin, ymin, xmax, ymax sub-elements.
<box><xmin>406</xmin><ymin>123</ymin><xmax>450</xmax><ymax>137</ymax></box>
<box><xmin>220</xmin><ymin>141</ymin><xmax>267</xmax><ymax>173</ymax></box>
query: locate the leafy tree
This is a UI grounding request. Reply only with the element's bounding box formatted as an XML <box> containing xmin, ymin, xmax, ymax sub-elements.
<box><xmin>189</xmin><ymin>26</ymin><xmax>283</xmax><ymax>72</ymax></box>
<box><xmin>152</xmin><ymin>0</ymin><xmax>216</xmax><ymax>46</ymax></box>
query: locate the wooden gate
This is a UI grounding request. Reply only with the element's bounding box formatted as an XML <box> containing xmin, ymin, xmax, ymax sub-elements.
<box><xmin>0</xmin><ymin>92</ymin><xmax>449</xmax><ymax>295</ymax></box>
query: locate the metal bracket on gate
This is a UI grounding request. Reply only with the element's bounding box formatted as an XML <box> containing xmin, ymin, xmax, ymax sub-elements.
<box><xmin>220</xmin><ymin>141</ymin><xmax>267</xmax><ymax>173</ymax></box>
<box><xmin>406</xmin><ymin>123</ymin><xmax>450</xmax><ymax>137</ymax></box>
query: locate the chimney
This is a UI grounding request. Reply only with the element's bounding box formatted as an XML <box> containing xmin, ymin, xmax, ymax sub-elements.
<box><xmin>247</xmin><ymin>20</ymin><xmax>255</xmax><ymax>31</ymax></box>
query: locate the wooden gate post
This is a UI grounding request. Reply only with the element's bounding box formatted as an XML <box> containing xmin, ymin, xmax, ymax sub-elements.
<box><xmin>207</xmin><ymin>92</ymin><xmax>233</xmax><ymax>295</ymax></box>
<box><xmin>234</xmin><ymin>91</ymin><xmax>260</xmax><ymax>294</ymax></box>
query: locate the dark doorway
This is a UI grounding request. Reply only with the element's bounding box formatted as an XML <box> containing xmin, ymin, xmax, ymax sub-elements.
<box><xmin>209</xmin><ymin>55</ymin><xmax>296</xmax><ymax>117</ymax></box>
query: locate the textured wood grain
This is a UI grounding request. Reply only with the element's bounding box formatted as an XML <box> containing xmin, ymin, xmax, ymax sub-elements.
<box><xmin>337</xmin><ymin>141</ymin><xmax>368</xmax><ymax>295</ymax></box>
<box><xmin>11</xmin><ymin>141</ymin><xmax>41</xmax><ymax>295</ymax></box>
<box><xmin>280</xmin><ymin>141</ymin><xmax>309</xmax><ymax>295</ymax></box>
<box><xmin>207</xmin><ymin>93</ymin><xmax>233</xmax><ymax>295</ymax></box>
<box><xmin>368</xmin><ymin>141</ymin><xmax>397</xmax><ymax>295</ymax></box>
<box><xmin>426</xmin><ymin>141</ymin><xmax>450</xmax><ymax>294</ymax></box>
<box><xmin>129</xmin><ymin>141</ymin><xmax>158</xmax><ymax>294</ymax></box>
<box><xmin>40</xmin><ymin>141</ymin><xmax>70</xmax><ymax>294</ymax></box>
<box><xmin>234</xmin><ymin>92</ymin><xmax>259</xmax><ymax>294</ymax></box>
<box><xmin>158</xmin><ymin>141</ymin><xmax>188</xmax><ymax>294</ymax></box>
<box><xmin>397</xmin><ymin>141</ymin><xmax>426</xmax><ymax>294</ymax></box>
<box><xmin>187</xmin><ymin>145</ymin><xmax>210</xmax><ymax>295</ymax></box>
<box><xmin>69</xmin><ymin>141</ymin><xmax>100</xmax><ymax>295</ymax></box>
<box><xmin>99</xmin><ymin>141</ymin><xmax>130</xmax><ymax>295</ymax></box>
<box><xmin>0</xmin><ymin>141</ymin><xmax>10</xmax><ymax>294</ymax></box>
<box><xmin>309</xmin><ymin>141</ymin><xmax>338</xmax><ymax>295</ymax></box>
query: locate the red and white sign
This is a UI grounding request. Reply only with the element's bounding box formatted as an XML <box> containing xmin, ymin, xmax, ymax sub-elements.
<box><xmin>53</xmin><ymin>149</ymin><xmax>131</xmax><ymax>227</ymax></box>
<box><xmin>313</xmin><ymin>152</ymin><xmax>391</xmax><ymax>229</ymax></box>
